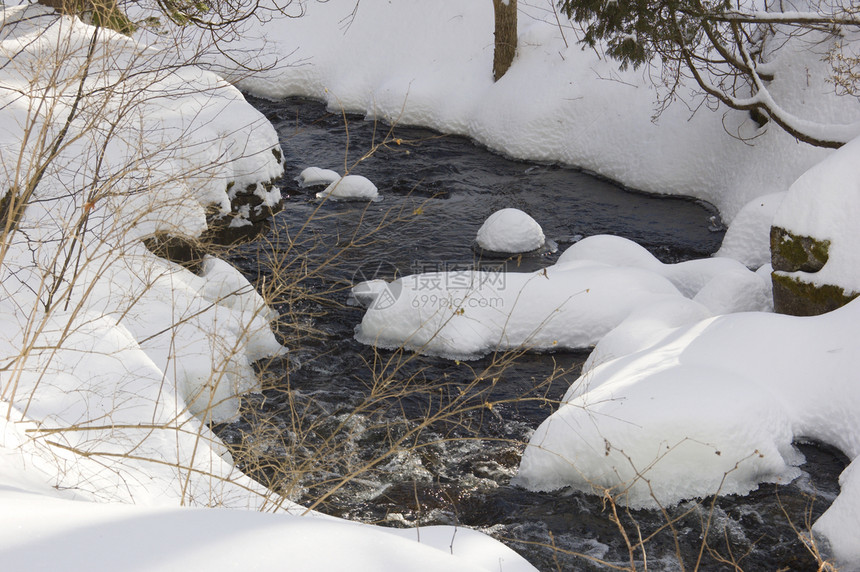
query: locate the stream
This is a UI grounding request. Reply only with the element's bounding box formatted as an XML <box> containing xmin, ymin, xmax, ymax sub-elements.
<box><xmin>215</xmin><ymin>96</ymin><xmax>847</xmax><ymax>571</ymax></box>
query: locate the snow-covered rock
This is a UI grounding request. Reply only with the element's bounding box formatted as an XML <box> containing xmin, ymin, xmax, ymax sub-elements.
<box><xmin>770</xmin><ymin>135</ymin><xmax>860</xmax><ymax>314</ymax></box>
<box><xmin>316</xmin><ymin>175</ymin><xmax>379</xmax><ymax>201</ymax></box>
<box><xmin>559</xmin><ymin>235</ymin><xmax>772</xmax><ymax>305</ymax></box>
<box><xmin>355</xmin><ymin>235</ymin><xmax>771</xmax><ymax>359</ymax></box>
<box><xmin>475</xmin><ymin>208</ymin><xmax>546</xmax><ymax>254</ymax></box>
<box><xmin>716</xmin><ymin>192</ymin><xmax>785</xmax><ymax>270</ymax></box>
<box><xmin>296</xmin><ymin>166</ymin><xmax>341</xmax><ymax>188</ymax></box>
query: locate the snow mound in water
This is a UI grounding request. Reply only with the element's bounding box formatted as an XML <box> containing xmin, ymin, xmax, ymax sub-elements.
<box><xmin>354</xmin><ymin>235</ymin><xmax>771</xmax><ymax>359</ymax></box>
<box><xmin>476</xmin><ymin>208</ymin><xmax>545</xmax><ymax>253</ymax></box>
<box><xmin>513</xmin><ymin>300</ymin><xmax>860</xmax><ymax>528</ymax></box>
<box><xmin>558</xmin><ymin>235</ymin><xmax>771</xmax><ymax>311</ymax></box>
<box><xmin>316</xmin><ymin>175</ymin><xmax>379</xmax><ymax>201</ymax></box>
<box><xmin>716</xmin><ymin>192</ymin><xmax>785</xmax><ymax>270</ymax></box>
<box><xmin>296</xmin><ymin>167</ymin><xmax>341</xmax><ymax>188</ymax></box>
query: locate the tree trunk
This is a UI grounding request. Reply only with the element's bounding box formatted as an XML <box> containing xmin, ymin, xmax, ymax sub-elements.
<box><xmin>493</xmin><ymin>0</ymin><xmax>517</xmax><ymax>81</ymax></box>
<box><xmin>38</xmin><ymin>0</ymin><xmax>82</xmax><ymax>15</ymax></box>
<box><xmin>38</xmin><ymin>0</ymin><xmax>134</xmax><ymax>34</ymax></box>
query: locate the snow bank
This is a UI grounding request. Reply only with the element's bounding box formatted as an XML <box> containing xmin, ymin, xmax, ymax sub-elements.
<box><xmin>0</xmin><ymin>5</ymin><xmax>283</xmax><ymax>237</ymax></box>
<box><xmin>0</xmin><ymin>309</ymin><xmax>275</xmax><ymax>507</ymax></box>
<box><xmin>815</xmin><ymin>457</ymin><xmax>860</xmax><ymax>565</ymax></box>
<box><xmin>503</xmin><ymin>143</ymin><xmax>860</xmax><ymax>566</ymax></box>
<box><xmin>0</xmin><ymin>4</ymin><xmax>285</xmax><ymax>424</ymax></box>
<box><xmin>0</xmin><ymin>3</ymin><xmax>285</xmax><ymax>506</ymax></box>
<box><xmin>514</xmin><ymin>299</ymin><xmax>860</xmax><ymax>564</ymax></box>
<box><xmin>0</xmin><ymin>486</ymin><xmax>534</xmax><ymax>572</ymax></box>
<box><xmin>211</xmin><ymin>0</ymin><xmax>858</xmax><ymax>222</ymax></box>
<box><xmin>355</xmin><ymin>235</ymin><xmax>771</xmax><ymax>359</ymax></box>
<box><xmin>0</xmin><ymin>7</ymin><xmax>539</xmax><ymax>570</ymax></box>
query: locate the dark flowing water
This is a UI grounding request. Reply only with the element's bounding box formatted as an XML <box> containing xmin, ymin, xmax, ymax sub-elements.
<box><xmin>216</xmin><ymin>96</ymin><xmax>847</xmax><ymax>571</ymax></box>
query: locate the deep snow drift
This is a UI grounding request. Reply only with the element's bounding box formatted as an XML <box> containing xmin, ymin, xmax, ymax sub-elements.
<box><xmin>4</xmin><ymin>0</ymin><xmax>860</xmax><ymax>568</ymax></box>
<box><xmin>0</xmin><ymin>6</ymin><xmax>534</xmax><ymax>571</ymax></box>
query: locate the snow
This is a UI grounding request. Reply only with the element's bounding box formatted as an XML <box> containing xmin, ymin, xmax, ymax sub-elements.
<box><xmin>816</xmin><ymin>457</ymin><xmax>860</xmax><ymax>564</ymax></box>
<box><xmin>0</xmin><ymin>484</ymin><xmax>534</xmax><ymax>572</ymax></box>
<box><xmin>5</xmin><ymin>0</ymin><xmax>860</xmax><ymax>568</ymax></box>
<box><xmin>772</xmin><ymin>135</ymin><xmax>860</xmax><ymax>294</ymax></box>
<box><xmin>0</xmin><ymin>6</ymin><xmax>533</xmax><ymax>571</ymax></box>
<box><xmin>715</xmin><ymin>192</ymin><xmax>785</xmax><ymax>269</ymax></box>
<box><xmin>316</xmin><ymin>174</ymin><xmax>380</xmax><ymax>201</ymax></box>
<box><xmin>204</xmin><ymin>2</ymin><xmax>860</xmax><ymax>565</ymax></box>
<box><xmin>475</xmin><ymin>208</ymin><xmax>546</xmax><ymax>253</ymax></box>
<box><xmin>351</xmin><ymin>278</ymin><xmax>394</xmax><ymax>309</ymax></box>
<box><xmin>0</xmin><ymin>2</ymin><xmax>286</xmax><ymax>506</ymax></box>
<box><xmin>509</xmin><ymin>143</ymin><xmax>860</xmax><ymax>566</ymax></box>
<box><xmin>513</xmin><ymin>299</ymin><xmax>860</xmax><ymax>564</ymax></box>
<box><xmin>219</xmin><ymin>0</ymin><xmax>854</xmax><ymax>222</ymax></box>
<box><xmin>355</xmin><ymin>235</ymin><xmax>771</xmax><ymax>359</ymax></box>
<box><xmin>296</xmin><ymin>166</ymin><xmax>341</xmax><ymax>188</ymax></box>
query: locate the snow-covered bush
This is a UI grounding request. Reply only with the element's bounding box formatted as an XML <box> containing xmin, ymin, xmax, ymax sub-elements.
<box><xmin>0</xmin><ymin>8</ymin><xmax>538</xmax><ymax>570</ymax></box>
<box><xmin>0</xmin><ymin>3</ymin><xmax>287</xmax><ymax>505</ymax></box>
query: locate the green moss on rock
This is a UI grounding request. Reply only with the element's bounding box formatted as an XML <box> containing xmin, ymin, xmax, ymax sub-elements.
<box><xmin>771</xmin><ymin>273</ymin><xmax>858</xmax><ymax>316</ymax></box>
<box><xmin>39</xmin><ymin>0</ymin><xmax>135</xmax><ymax>34</ymax></box>
<box><xmin>770</xmin><ymin>226</ymin><xmax>830</xmax><ymax>273</ymax></box>
<box><xmin>769</xmin><ymin>225</ymin><xmax>854</xmax><ymax>316</ymax></box>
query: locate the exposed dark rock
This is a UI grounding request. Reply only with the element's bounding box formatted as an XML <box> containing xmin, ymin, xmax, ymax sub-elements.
<box><xmin>145</xmin><ymin>144</ymin><xmax>285</xmax><ymax>266</ymax></box>
<box><xmin>143</xmin><ymin>233</ymin><xmax>206</xmax><ymax>274</ymax></box>
<box><xmin>206</xmin><ymin>176</ymin><xmax>283</xmax><ymax>244</ymax></box>
<box><xmin>770</xmin><ymin>225</ymin><xmax>856</xmax><ymax>315</ymax></box>
<box><xmin>770</xmin><ymin>226</ymin><xmax>830</xmax><ymax>273</ymax></box>
<box><xmin>203</xmin><ymin>218</ymin><xmax>273</xmax><ymax>245</ymax></box>
<box><xmin>771</xmin><ymin>273</ymin><xmax>857</xmax><ymax>316</ymax></box>
<box><xmin>38</xmin><ymin>0</ymin><xmax>135</xmax><ymax>34</ymax></box>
